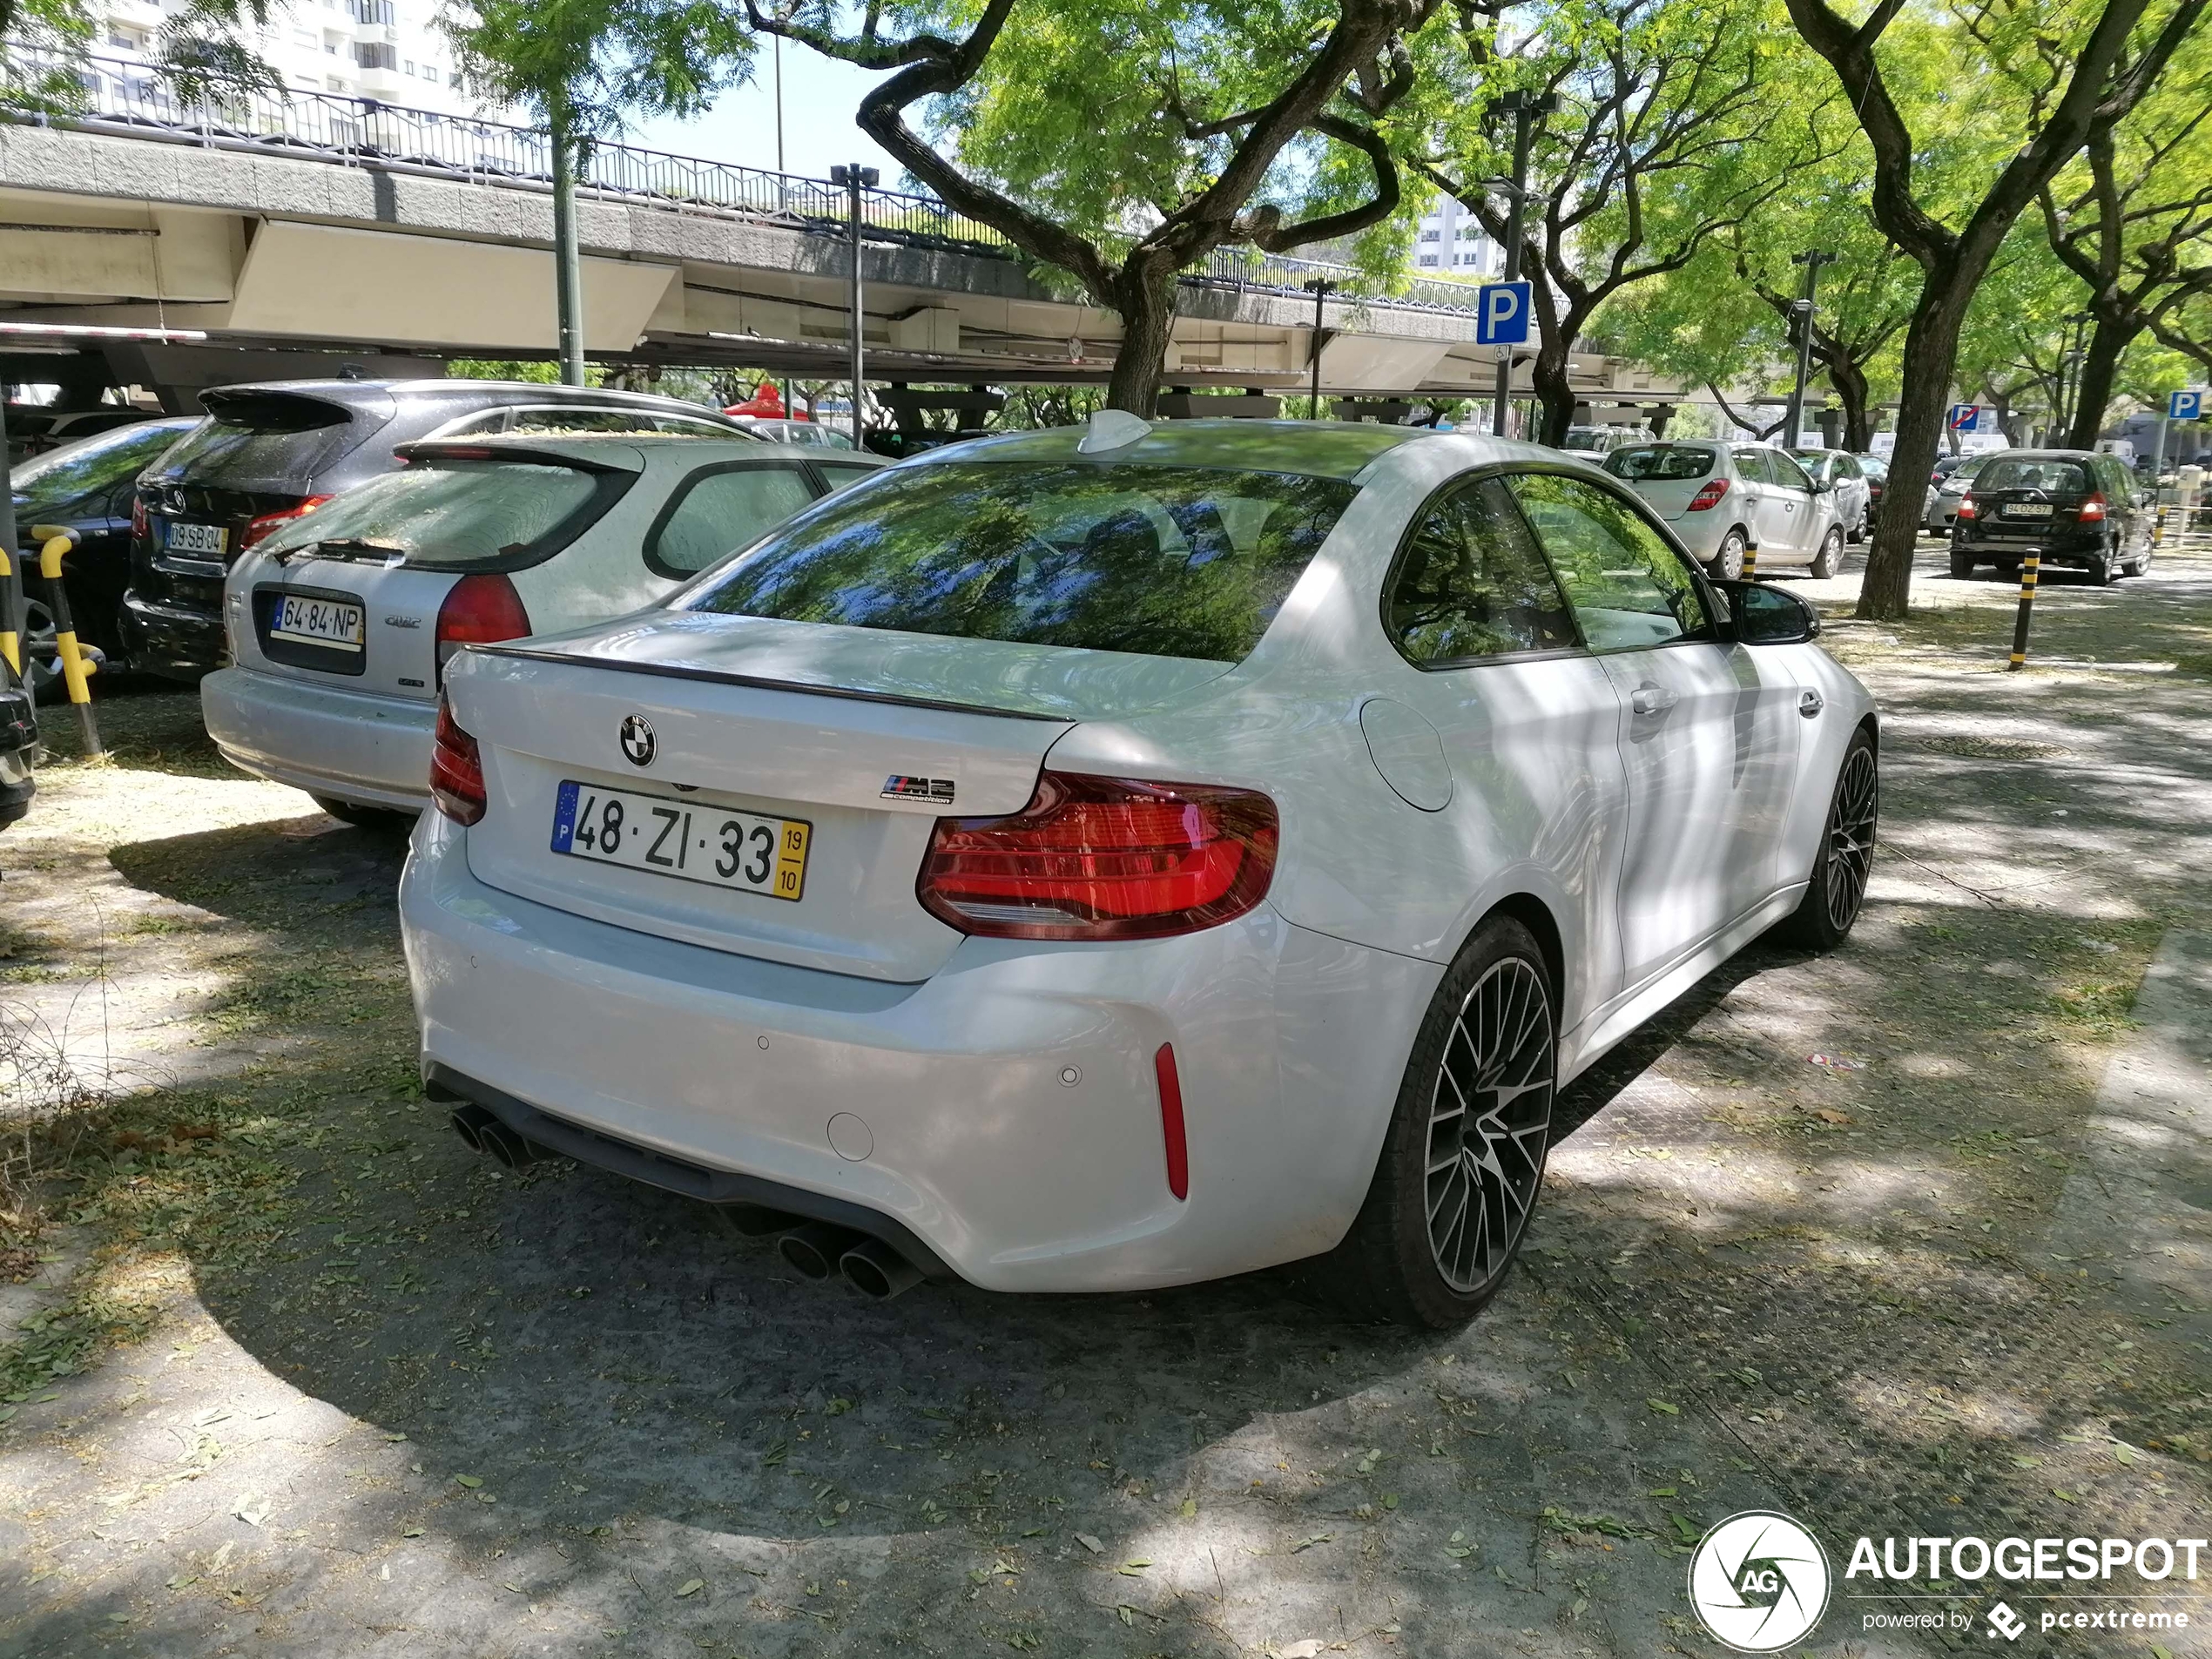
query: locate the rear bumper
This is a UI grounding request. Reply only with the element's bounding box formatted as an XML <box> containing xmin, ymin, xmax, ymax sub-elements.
<box><xmin>118</xmin><ymin>590</ymin><xmax>223</xmax><ymax>683</ymax></box>
<box><xmin>0</xmin><ymin>745</ymin><xmax>32</xmax><ymax>829</ymax></box>
<box><xmin>1955</xmin><ymin>530</ymin><xmax>2108</xmax><ymax>567</ymax></box>
<box><xmin>398</xmin><ymin>810</ymin><xmax>1438</xmax><ymax>1292</ymax></box>
<box><xmin>201</xmin><ymin>664</ymin><xmax>434</xmax><ymax>811</ymax></box>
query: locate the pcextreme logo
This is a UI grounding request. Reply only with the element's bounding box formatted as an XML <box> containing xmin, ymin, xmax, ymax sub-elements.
<box><xmin>1687</xmin><ymin>1511</ymin><xmax>1832</xmax><ymax>1652</ymax></box>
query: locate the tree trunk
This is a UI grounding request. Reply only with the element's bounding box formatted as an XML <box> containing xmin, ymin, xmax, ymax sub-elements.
<box><xmin>2064</xmin><ymin>314</ymin><xmax>2133</xmax><ymax>448</ymax></box>
<box><xmin>1859</xmin><ymin>281</ymin><xmax>1971</xmax><ymax>620</ymax></box>
<box><xmin>1104</xmin><ymin>265</ymin><xmax>1178</xmax><ymax>417</ymax></box>
<box><xmin>1529</xmin><ymin>335</ymin><xmax>1578</xmax><ymax>448</ymax></box>
<box><xmin>1825</xmin><ymin>349</ymin><xmax>1873</xmax><ymax>452</ymax></box>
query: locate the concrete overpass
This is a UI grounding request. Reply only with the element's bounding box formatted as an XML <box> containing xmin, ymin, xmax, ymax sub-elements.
<box><xmin>0</xmin><ymin>56</ymin><xmax>1683</xmax><ymax>415</ymax></box>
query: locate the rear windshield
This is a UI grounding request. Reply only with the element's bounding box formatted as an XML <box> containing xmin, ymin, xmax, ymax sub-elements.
<box><xmin>14</xmin><ymin>421</ymin><xmax>191</xmax><ymax>509</ymax></box>
<box><xmin>1604</xmin><ymin>444</ymin><xmax>1716</xmax><ymax>482</ymax></box>
<box><xmin>1975</xmin><ymin>457</ymin><xmax>2091</xmax><ymax>494</ymax></box>
<box><xmin>253</xmin><ymin>458</ymin><xmax>624</xmax><ymax>570</ymax></box>
<box><xmin>156</xmin><ymin>393</ymin><xmax>364</xmax><ymax>489</ymax></box>
<box><xmin>682</xmin><ymin>462</ymin><xmax>1359</xmax><ymax>663</ymax></box>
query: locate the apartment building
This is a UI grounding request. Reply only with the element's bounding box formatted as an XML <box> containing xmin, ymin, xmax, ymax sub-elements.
<box><xmin>1413</xmin><ymin>195</ymin><xmax>1499</xmax><ymax>279</ymax></box>
<box><xmin>91</xmin><ymin>0</ymin><xmax>476</xmax><ymax>113</ymax></box>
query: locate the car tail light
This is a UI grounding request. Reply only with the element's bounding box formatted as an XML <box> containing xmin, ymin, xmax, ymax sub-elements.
<box><xmin>917</xmin><ymin>771</ymin><xmax>1278</xmax><ymax>941</ymax></box>
<box><xmin>2078</xmin><ymin>493</ymin><xmax>2107</xmax><ymax>522</ymax></box>
<box><xmin>131</xmin><ymin>494</ymin><xmax>147</xmax><ymax>540</ymax></box>
<box><xmin>1155</xmin><ymin>1043</ymin><xmax>1189</xmax><ymax>1200</ymax></box>
<box><xmin>1955</xmin><ymin>495</ymin><xmax>1977</xmax><ymax>519</ymax></box>
<box><xmin>429</xmin><ymin>697</ymin><xmax>485</xmax><ymax>825</ymax></box>
<box><xmin>1685</xmin><ymin>479</ymin><xmax>1730</xmax><ymax>511</ymax></box>
<box><xmin>435</xmin><ymin>572</ymin><xmax>532</xmax><ymax>678</ymax></box>
<box><xmin>239</xmin><ymin>494</ymin><xmax>334</xmax><ymax>550</ymax></box>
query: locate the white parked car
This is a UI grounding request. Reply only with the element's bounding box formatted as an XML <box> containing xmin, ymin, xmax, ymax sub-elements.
<box><xmin>1788</xmin><ymin>449</ymin><xmax>1873</xmax><ymax>542</ymax></box>
<box><xmin>1602</xmin><ymin>440</ymin><xmax>1848</xmax><ymax>578</ymax></box>
<box><xmin>401</xmin><ymin>417</ymin><xmax>1878</xmax><ymax>1326</ymax></box>
<box><xmin>202</xmin><ymin>434</ymin><xmax>880</xmax><ymax>822</ymax></box>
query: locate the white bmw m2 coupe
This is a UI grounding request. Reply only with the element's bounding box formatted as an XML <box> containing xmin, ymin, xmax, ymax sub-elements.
<box><xmin>401</xmin><ymin>416</ymin><xmax>1878</xmax><ymax>1327</ymax></box>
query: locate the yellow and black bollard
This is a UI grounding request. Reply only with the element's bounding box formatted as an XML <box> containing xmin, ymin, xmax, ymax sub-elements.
<box><xmin>0</xmin><ymin>545</ymin><xmax>18</xmax><ymax>678</ymax></box>
<box><xmin>31</xmin><ymin>524</ymin><xmax>102</xmax><ymax>755</ymax></box>
<box><xmin>1741</xmin><ymin>537</ymin><xmax>1759</xmax><ymax>581</ymax></box>
<box><xmin>2006</xmin><ymin>552</ymin><xmax>2041</xmax><ymax>672</ymax></box>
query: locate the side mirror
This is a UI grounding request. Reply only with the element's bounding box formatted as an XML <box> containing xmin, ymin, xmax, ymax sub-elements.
<box><xmin>1713</xmin><ymin>580</ymin><xmax>1822</xmax><ymax>644</ymax></box>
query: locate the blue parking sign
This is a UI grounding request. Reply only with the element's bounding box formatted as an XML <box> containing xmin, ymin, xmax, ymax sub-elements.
<box><xmin>2170</xmin><ymin>388</ymin><xmax>2203</xmax><ymax>421</ymax></box>
<box><xmin>1475</xmin><ymin>280</ymin><xmax>1533</xmax><ymax>347</ymax></box>
<box><xmin>1947</xmin><ymin>403</ymin><xmax>1979</xmax><ymax>432</ymax></box>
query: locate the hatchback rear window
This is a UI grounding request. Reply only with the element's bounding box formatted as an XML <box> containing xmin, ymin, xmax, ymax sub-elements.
<box><xmin>156</xmin><ymin>392</ymin><xmax>363</xmax><ymax>488</ymax></box>
<box><xmin>683</xmin><ymin>462</ymin><xmax>1358</xmax><ymax>662</ymax></box>
<box><xmin>253</xmin><ymin>458</ymin><xmax>625</xmax><ymax>570</ymax></box>
<box><xmin>1604</xmin><ymin>445</ymin><xmax>1716</xmax><ymax>482</ymax></box>
<box><xmin>1975</xmin><ymin>457</ymin><xmax>2092</xmax><ymax>494</ymax></box>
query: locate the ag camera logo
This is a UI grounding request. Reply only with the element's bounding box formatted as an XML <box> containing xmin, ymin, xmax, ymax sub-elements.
<box><xmin>1689</xmin><ymin>1511</ymin><xmax>1831</xmax><ymax>1651</ymax></box>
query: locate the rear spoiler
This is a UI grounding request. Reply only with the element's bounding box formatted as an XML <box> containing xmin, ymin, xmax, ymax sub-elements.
<box><xmin>468</xmin><ymin>642</ymin><xmax>1071</xmax><ymax>724</ymax></box>
<box><xmin>395</xmin><ymin>441</ymin><xmax>644</xmax><ymax>473</ymax></box>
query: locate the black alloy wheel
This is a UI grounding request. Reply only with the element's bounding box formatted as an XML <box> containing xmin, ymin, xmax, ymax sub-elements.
<box><xmin>1777</xmin><ymin>732</ymin><xmax>1878</xmax><ymax>950</ymax></box>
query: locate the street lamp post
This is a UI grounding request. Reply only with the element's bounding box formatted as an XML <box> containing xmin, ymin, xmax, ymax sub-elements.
<box><xmin>1302</xmin><ymin>278</ymin><xmax>1338</xmax><ymax>417</ymax></box>
<box><xmin>1782</xmin><ymin>248</ymin><xmax>1838</xmax><ymax>448</ymax></box>
<box><xmin>830</xmin><ymin>163</ymin><xmax>879</xmax><ymax>450</ymax></box>
<box><xmin>1490</xmin><ymin>89</ymin><xmax>1555</xmax><ymax>437</ymax></box>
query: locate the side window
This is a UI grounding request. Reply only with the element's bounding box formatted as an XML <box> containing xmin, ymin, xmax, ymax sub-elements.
<box><xmin>433</xmin><ymin>409</ymin><xmax>512</xmax><ymax>437</ymax></box>
<box><xmin>648</xmin><ymin>464</ymin><xmax>819</xmax><ymax>578</ymax></box>
<box><xmin>816</xmin><ymin>461</ymin><xmax>878</xmax><ymax>491</ymax></box>
<box><xmin>1506</xmin><ymin>473</ymin><xmax>1714</xmax><ymax>653</ymax></box>
<box><xmin>1770</xmin><ymin>451</ymin><xmax>1817</xmax><ymax>493</ymax></box>
<box><xmin>1836</xmin><ymin>455</ymin><xmax>1861</xmax><ymax>479</ymax></box>
<box><xmin>1732</xmin><ymin>448</ymin><xmax>1772</xmax><ymax>485</ymax></box>
<box><xmin>1383</xmin><ymin>478</ymin><xmax>1578</xmax><ymax>665</ymax></box>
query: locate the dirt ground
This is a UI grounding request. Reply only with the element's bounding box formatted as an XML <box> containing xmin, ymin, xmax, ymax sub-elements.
<box><xmin>2</xmin><ymin>536</ymin><xmax>2209</xmax><ymax>1659</ymax></box>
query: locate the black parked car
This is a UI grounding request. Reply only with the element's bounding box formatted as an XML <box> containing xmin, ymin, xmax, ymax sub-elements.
<box><xmin>0</xmin><ymin>651</ymin><xmax>34</xmax><ymax>831</ymax></box>
<box><xmin>1949</xmin><ymin>449</ymin><xmax>2153</xmax><ymax>585</ymax></box>
<box><xmin>10</xmin><ymin>417</ymin><xmax>200</xmax><ymax>663</ymax></box>
<box><xmin>120</xmin><ymin>380</ymin><xmax>757</xmax><ymax>682</ymax></box>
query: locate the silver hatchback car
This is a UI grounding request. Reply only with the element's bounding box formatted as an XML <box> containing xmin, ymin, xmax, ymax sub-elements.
<box><xmin>1602</xmin><ymin>441</ymin><xmax>1848</xmax><ymax>578</ymax></box>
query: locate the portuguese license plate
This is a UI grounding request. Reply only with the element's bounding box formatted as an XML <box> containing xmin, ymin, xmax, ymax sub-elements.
<box><xmin>163</xmin><ymin>519</ymin><xmax>228</xmax><ymax>556</ymax></box>
<box><xmin>550</xmin><ymin>780</ymin><xmax>810</xmax><ymax>901</ymax></box>
<box><xmin>271</xmin><ymin>593</ymin><xmax>365</xmax><ymax>650</ymax></box>
<box><xmin>2004</xmin><ymin>502</ymin><xmax>2054</xmax><ymax>517</ymax></box>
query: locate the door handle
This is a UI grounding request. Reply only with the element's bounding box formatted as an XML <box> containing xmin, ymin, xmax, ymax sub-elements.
<box><xmin>1797</xmin><ymin>688</ymin><xmax>1824</xmax><ymax>718</ymax></box>
<box><xmin>1629</xmin><ymin>685</ymin><xmax>1679</xmax><ymax>717</ymax></box>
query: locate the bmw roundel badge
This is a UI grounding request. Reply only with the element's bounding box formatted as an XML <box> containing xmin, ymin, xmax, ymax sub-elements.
<box><xmin>619</xmin><ymin>714</ymin><xmax>656</xmax><ymax>767</ymax></box>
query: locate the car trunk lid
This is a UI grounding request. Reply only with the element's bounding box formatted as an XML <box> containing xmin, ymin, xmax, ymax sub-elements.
<box><xmin>445</xmin><ymin>614</ymin><xmax>1237</xmax><ymax>981</ymax></box>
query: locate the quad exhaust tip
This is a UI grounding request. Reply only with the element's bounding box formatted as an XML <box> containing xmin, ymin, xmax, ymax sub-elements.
<box><xmin>447</xmin><ymin>1103</ymin><xmax>550</xmax><ymax>1170</ymax></box>
<box><xmin>777</xmin><ymin>1221</ymin><xmax>860</xmax><ymax>1281</ymax></box>
<box><xmin>768</xmin><ymin>1220</ymin><xmax>924</xmax><ymax>1298</ymax></box>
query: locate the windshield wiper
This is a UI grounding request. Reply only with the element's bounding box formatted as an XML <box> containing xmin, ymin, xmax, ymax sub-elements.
<box><xmin>274</xmin><ymin>536</ymin><xmax>408</xmax><ymax>567</ymax></box>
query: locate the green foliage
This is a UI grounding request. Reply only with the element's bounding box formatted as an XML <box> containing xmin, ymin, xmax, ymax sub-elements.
<box><xmin>442</xmin><ymin>0</ymin><xmax>755</xmax><ymax>138</ymax></box>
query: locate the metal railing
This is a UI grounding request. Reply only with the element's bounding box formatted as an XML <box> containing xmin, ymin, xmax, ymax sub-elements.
<box><xmin>3</xmin><ymin>48</ymin><xmax>1491</xmax><ymax>317</ymax></box>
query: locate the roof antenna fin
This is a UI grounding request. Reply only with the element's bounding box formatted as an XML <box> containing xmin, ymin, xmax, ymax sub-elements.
<box><xmin>1078</xmin><ymin>409</ymin><xmax>1152</xmax><ymax>455</ymax></box>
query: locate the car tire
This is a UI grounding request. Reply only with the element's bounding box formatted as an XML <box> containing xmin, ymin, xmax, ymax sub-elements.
<box><xmin>1775</xmin><ymin>730</ymin><xmax>1878</xmax><ymax>952</ymax></box>
<box><xmin>1949</xmin><ymin>549</ymin><xmax>1976</xmax><ymax>579</ymax></box>
<box><xmin>1811</xmin><ymin>527</ymin><xmax>1844</xmax><ymax>580</ymax></box>
<box><xmin>310</xmin><ymin>794</ymin><xmax>412</xmax><ymax>833</ymax></box>
<box><xmin>1314</xmin><ymin>914</ymin><xmax>1556</xmax><ymax>1329</ymax></box>
<box><xmin>2126</xmin><ymin>544</ymin><xmax>2153</xmax><ymax>577</ymax></box>
<box><xmin>2089</xmin><ymin>552</ymin><xmax>2114</xmax><ymax>586</ymax></box>
<box><xmin>1710</xmin><ymin>529</ymin><xmax>1749</xmax><ymax>582</ymax></box>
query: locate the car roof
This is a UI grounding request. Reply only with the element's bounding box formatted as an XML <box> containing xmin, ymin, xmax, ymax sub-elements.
<box><xmin>1984</xmin><ymin>448</ymin><xmax>2098</xmax><ymax>462</ymax></box>
<box><xmin>401</xmin><ymin>433</ymin><xmax>786</xmax><ymax>470</ymax></box>
<box><xmin>204</xmin><ymin>377</ymin><xmax>743</xmax><ymax>420</ymax></box>
<box><xmin>907</xmin><ymin>418</ymin><xmax>1433</xmax><ymax>482</ymax></box>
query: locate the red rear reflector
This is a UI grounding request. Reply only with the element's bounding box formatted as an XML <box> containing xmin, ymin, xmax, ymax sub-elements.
<box><xmin>131</xmin><ymin>494</ymin><xmax>147</xmax><ymax>540</ymax></box>
<box><xmin>1686</xmin><ymin>479</ymin><xmax>1730</xmax><ymax>511</ymax></box>
<box><xmin>2078</xmin><ymin>493</ymin><xmax>2107</xmax><ymax>522</ymax></box>
<box><xmin>917</xmin><ymin>771</ymin><xmax>1278</xmax><ymax>941</ymax></box>
<box><xmin>1156</xmin><ymin>1043</ymin><xmax>1189</xmax><ymax>1201</ymax></box>
<box><xmin>240</xmin><ymin>493</ymin><xmax>334</xmax><ymax>550</ymax></box>
<box><xmin>1955</xmin><ymin>495</ymin><xmax>1976</xmax><ymax>519</ymax></box>
<box><xmin>429</xmin><ymin>698</ymin><xmax>485</xmax><ymax>825</ymax></box>
<box><xmin>435</xmin><ymin>572</ymin><xmax>532</xmax><ymax>678</ymax></box>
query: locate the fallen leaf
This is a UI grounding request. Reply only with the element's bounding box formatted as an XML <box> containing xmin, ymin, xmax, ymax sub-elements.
<box><xmin>1813</xmin><ymin>1108</ymin><xmax>1854</xmax><ymax>1126</ymax></box>
<box><xmin>1076</xmin><ymin>1534</ymin><xmax>1103</xmax><ymax>1554</ymax></box>
<box><xmin>454</xmin><ymin>1474</ymin><xmax>482</xmax><ymax>1489</ymax></box>
<box><xmin>401</xmin><ymin>1527</ymin><xmax>424</xmax><ymax>1539</ymax></box>
<box><xmin>676</xmin><ymin>1578</ymin><xmax>703</xmax><ymax>1598</ymax></box>
<box><xmin>2052</xmin><ymin>1488</ymin><xmax>2080</xmax><ymax>1503</ymax></box>
<box><xmin>1648</xmin><ymin>1487</ymin><xmax>1678</xmax><ymax>1498</ymax></box>
<box><xmin>1118</xmin><ymin>1606</ymin><xmax>1134</xmax><ymax>1627</ymax></box>
<box><xmin>1178</xmin><ymin>1498</ymin><xmax>1197</xmax><ymax>1518</ymax></box>
<box><xmin>1289</xmin><ymin>1534</ymin><xmax>1332</xmax><ymax>1554</ymax></box>
<box><xmin>1116</xmin><ymin>1560</ymin><xmax>1150</xmax><ymax>1576</ymax></box>
<box><xmin>1283</xmin><ymin>1642</ymin><xmax>1326</xmax><ymax>1658</ymax></box>
<box><xmin>1646</xmin><ymin>1398</ymin><xmax>1680</xmax><ymax>1415</ymax></box>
